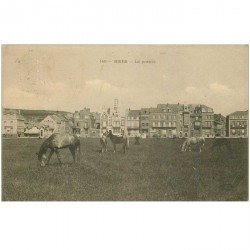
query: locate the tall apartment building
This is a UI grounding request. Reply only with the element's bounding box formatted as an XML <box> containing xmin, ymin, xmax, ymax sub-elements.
<box><xmin>139</xmin><ymin>108</ymin><xmax>151</xmax><ymax>136</ymax></box>
<box><xmin>148</xmin><ymin>104</ymin><xmax>182</xmax><ymax>138</ymax></box>
<box><xmin>73</xmin><ymin>108</ymin><xmax>100</xmax><ymax>137</ymax></box>
<box><xmin>126</xmin><ymin>109</ymin><xmax>140</xmax><ymax>137</ymax></box>
<box><xmin>226</xmin><ymin>110</ymin><xmax>248</xmax><ymax>137</ymax></box>
<box><xmin>2</xmin><ymin>112</ymin><xmax>25</xmax><ymax>137</ymax></box>
<box><xmin>180</xmin><ymin>104</ymin><xmax>214</xmax><ymax>138</ymax></box>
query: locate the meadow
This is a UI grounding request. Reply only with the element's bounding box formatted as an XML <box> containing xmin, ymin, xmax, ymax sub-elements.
<box><xmin>2</xmin><ymin>137</ymin><xmax>248</xmax><ymax>201</ymax></box>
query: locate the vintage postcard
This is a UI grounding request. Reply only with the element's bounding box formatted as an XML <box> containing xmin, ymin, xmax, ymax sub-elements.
<box><xmin>1</xmin><ymin>45</ymin><xmax>248</xmax><ymax>201</ymax></box>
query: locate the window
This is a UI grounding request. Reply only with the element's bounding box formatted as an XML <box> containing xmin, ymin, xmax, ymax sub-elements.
<box><xmin>152</xmin><ymin>122</ymin><xmax>156</xmax><ymax>127</ymax></box>
<box><xmin>163</xmin><ymin>122</ymin><xmax>166</xmax><ymax>127</ymax></box>
<box><xmin>158</xmin><ymin>122</ymin><xmax>161</xmax><ymax>127</ymax></box>
<box><xmin>204</xmin><ymin>121</ymin><xmax>210</xmax><ymax>127</ymax></box>
<box><xmin>232</xmin><ymin>129</ymin><xmax>236</xmax><ymax>135</ymax></box>
<box><xmin>173</xmin><ymin>122</ymin><xmax>176</xmax><ymax>127</ymax></box>
<box><xmin>169</xmin><ymin>122</ymin><xmax>171</xmax><ymax>127</ymax></box>
<box><xmin>153</xmin><ymin>115</ymin><xmax>155</xmax><ymax>119</ymax></box>
<box><xmin>242</xmin><ymin>129</ymin><xmax>245</xmax><ymax>134</ymax></box>
<box><xmin>195</xmin><ymin>121</ymin><xmax>201</xmax><ymax>127</ymax></box>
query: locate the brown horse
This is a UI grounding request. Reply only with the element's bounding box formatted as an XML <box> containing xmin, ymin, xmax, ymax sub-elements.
<box><xmin>100</xmin><ymin>131</ymin><xmax>108</xmax><ymax>153</ymax></box>
<box><xmin>107</xmin><ymin>130</ymin><xmax>129</xmax><ymax>153</ymax></box>
<box><xmin>36</xmin><ymin>133</ymin><xmax>80</xmax><ymax>167</ymax></box>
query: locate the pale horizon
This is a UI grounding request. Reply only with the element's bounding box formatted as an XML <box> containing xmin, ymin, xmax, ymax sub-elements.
<box><xmin>3</xmin><ymin>45</ymin><xmax>248</xmax><ymax>116</ymax></box>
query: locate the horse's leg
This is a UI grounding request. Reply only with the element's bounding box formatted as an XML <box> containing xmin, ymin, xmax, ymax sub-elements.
<box><xmin>101</xmin><ymin>142</ymin><xmax>104</xmax><ymax>153</ymax></box>
<box><xmin>113</xmin><ymin>143</ymin><xmax>116</xmax><ymax>153</ymax></box>
<box><xmin>69</xmin><ymin>147</ymin><xmax>76</xmax><ymax>164</ymax></box>
<box><xmin>76</xmin><ymin>145</ymin><xmax>81</xmax><ymax>163</ymax></box>
<box><xmin>55</xmin><ymin>149</ymin><xmax>62</xmax><ymax>166</ymax></box>
<box><xmin>47</xmin><ymin>149</ymin><xmax>54</xmax><ymax>165</ymax></box>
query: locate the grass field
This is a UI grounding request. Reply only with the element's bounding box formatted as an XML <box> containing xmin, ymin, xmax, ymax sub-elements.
<box><xmin>2</xmin><ymin>137</ymin><xmax>248</xmax><ymax>201</ymax></box>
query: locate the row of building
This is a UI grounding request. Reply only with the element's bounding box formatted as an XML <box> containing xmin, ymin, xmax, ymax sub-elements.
<box><xmin>2</xmin><ymin>100</ymin><xmax>248</xmax><ymax>138</ymax></box>
<box><xmin>124</xmin><ymin>104</ymin><xmax>248</xmax><ymax>138</ymax></box>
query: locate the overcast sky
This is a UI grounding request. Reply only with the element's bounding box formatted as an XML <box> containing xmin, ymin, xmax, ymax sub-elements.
<box><xmin>3</xmin><ymin>45</ymin><xmax>248</xmax><ymax>116</ymax></box>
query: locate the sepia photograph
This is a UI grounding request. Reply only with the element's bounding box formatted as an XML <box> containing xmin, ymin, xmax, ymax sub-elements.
<box><xmin>2</xmin><ymin>45</ymin><xmax>249</xmax><ymax>201</ymax></box>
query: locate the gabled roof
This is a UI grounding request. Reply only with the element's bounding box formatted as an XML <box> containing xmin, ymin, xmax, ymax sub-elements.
<box><xmin>214</xmin><ymin>114</ymin><xmax>226</xmax><ymax>124</ymax></box>
<box><xmin>141</xmin><ymin>107</ymin><xmax>158</xmax><ymax>112</ymax></box>
<box><xmin>128</xmin><ymin>109</ymin><xmax>141</xmax><ymax>117</ymax></box>
<box><xmin>228</xmin><ymin>110</ymin><xmax>248</xmax><ymax>117</ymax></box>
<box><xmin>56</xmin><ymin>113</ymin><xmax>72</xmax><ymax>122</ymax></box>
<box><xmin>51</xmin><ymin>115</ymin><xmax>63</xmax><ymax>123</ymax></box>
<box><xmin>41</xmin><ymin>114</ymin><xmax>64</xmax><ymax>124</ymax></box>
<box><xmin>157</xmin><ymin>104</ymin><xmax>184</xmax><ymax>113</ymax></box>
<box><xmin>201</xmin><ymin>104</ymin><xmax>213</xmax><ymax>112</ymax></box>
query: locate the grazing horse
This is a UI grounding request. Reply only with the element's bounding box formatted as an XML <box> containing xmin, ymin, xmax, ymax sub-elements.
<box><xmin>211</xmin><ymin>138</ymin><xmax>232</xmax><ymax>155</ymax></box>
<box><xmin>107</xmin><ymin>130</ymin><xmax>129</xmax><ymax>153</ymax></box>
<box><xmin>100</xmin><ymin>131</ymin><xmax>108</xmax><ymax>153</ymax></box>
<box><xmin>36</xmin><ymin>133</ymin><xmax>80</xmax><ymax>167</ymax></box>
<box><xmin>181</xmin><ymin>136</ymin><xmax>205</xmax><ymax>152</ymax></box>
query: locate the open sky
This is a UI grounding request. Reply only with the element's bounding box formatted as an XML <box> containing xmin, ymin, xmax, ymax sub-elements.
<box><xmin>2</xmin><ymin>45</ymin><xmax>248</xmax><ymax>116</ymax></box>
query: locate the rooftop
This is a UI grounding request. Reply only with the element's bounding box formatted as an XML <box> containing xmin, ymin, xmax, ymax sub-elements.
<box><xmin>228</xmin><ymin>110</ymin><xmax>248</xmax><ymax>117</ymax></box>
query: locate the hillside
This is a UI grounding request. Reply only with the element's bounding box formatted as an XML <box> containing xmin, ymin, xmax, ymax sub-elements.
<box><xmin>3</xmin><ymin>108</ymin><xmax>73</xmax><ymax>122</ymax></box>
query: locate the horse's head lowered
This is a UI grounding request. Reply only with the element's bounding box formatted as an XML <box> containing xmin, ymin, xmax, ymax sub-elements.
<box><xmin>36</xmin><ymin>151</ymin><xmax>47</xmax><ymax>167</ymax></box>
<box><xmin>36</xmin><ymin>140</ymin><xmax>49</xmax><ymax>167</ymax></box>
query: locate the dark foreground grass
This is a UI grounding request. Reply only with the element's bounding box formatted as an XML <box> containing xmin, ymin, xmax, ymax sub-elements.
<box><xmin>2</xmin><ymin>137</ymin><xmax>248</xmax><ymax>201</ymax></box>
